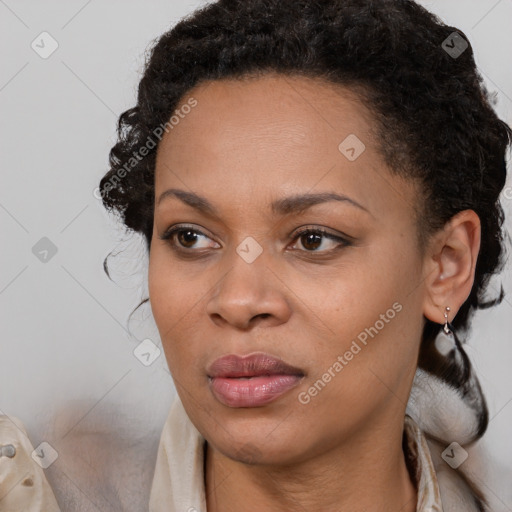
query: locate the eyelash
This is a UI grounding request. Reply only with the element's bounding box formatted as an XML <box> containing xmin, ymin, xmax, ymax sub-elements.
<box><xmin>159</xmin><ymin>224</ymin><xmax>351</xmax><ymax>256</ymax></box>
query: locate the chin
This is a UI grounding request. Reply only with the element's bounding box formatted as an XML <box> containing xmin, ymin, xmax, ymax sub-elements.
<box><xmin>213</xmin><ymin>435</ymin><xmax>299</xmax><ymax>467</ymax></box>
<box><xmin>205</xmin><ymin>412</ymin><xmax>307</xmax><ymax>465</ymax></box>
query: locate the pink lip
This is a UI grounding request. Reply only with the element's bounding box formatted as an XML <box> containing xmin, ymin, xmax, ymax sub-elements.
<box><xmin>207</xmin><ymin>353</ymin><xmax>305</xmax><ymax>407</ymax></box>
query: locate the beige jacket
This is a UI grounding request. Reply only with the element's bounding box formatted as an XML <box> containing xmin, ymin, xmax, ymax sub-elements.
<box><xmin>0</xmin><ymin>416</ymin><xmax>60</xmax><ymax>512</ymax></box>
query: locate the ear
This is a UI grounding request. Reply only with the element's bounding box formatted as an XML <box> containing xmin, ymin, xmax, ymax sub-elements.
<box><xmin>422</xmin><ymin>210</ymin><xmax>481</xmax><ymax>325</ymax></box>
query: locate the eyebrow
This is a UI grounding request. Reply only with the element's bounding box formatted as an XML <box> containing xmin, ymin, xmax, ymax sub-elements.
<box><xmin>157</xmin><ymin>188</ymin><xmax>371</xmax><ymax>217</ymax></box>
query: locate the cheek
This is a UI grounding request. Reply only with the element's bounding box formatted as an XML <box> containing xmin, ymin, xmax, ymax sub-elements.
<box><xmin>148</xmin><ymin>248</ymin><xmax>211</xmax><ymax>374</ymax></box>
<box><xmin>148</xmin><ymin>250</ymin><xmax>184</xmax><ymax>361</ymax></box>
<box><xmin>308</xmin><ymin>240</ymin><xmax>421</xmax><ymax>383</ymax></box>
<box><xmin>148</xmin><ymin>246</ymin><xmax>197</xmax><ymax>325</ymax></box>
<box><xmin>148</xmin><ymin>250</ymin><xmax>173</xmax><ymax>327</ymax></box>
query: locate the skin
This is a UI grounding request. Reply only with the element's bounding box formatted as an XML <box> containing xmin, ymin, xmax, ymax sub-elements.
<box><xmin>148</xmin><ymin>73</ymin><xmax>481</xmax><ymax>512</ymax></box>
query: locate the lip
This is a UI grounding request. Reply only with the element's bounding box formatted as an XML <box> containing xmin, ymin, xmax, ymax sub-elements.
<box><xmin>207</xmin><ymin>353</ymin><xmax>305</xmax><ymax>408</ymax></box>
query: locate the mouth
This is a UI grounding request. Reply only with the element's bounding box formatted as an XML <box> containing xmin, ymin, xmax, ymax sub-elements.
<box><xmin>207</xmin><ymin>353</ymin><xmax>305</xmax><ymax>408</ymax></box>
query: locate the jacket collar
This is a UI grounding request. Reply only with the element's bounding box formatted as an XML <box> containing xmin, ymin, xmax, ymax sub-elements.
<box><xmin>403</xmin><ymin>414</ymin><xmax>444</xmax><ymax>511</ymax></box>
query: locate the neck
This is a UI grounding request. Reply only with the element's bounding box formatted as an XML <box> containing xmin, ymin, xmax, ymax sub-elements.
<box><xmin>205</xmin><ymin>415</ymin><xmax>417</xmax><ymax>512</ymax></box>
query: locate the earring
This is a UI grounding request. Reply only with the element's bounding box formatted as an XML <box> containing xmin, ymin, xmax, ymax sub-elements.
<box><xmin>443</xmin><ymin>306</ymin><xmax>452</xmax><ymax>335</ymax></box>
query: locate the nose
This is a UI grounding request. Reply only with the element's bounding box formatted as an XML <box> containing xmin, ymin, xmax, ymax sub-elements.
<box><xmin>205</xmin><ymin>250</ymin><xmax>292</xmax><ymax>330</ymax></box>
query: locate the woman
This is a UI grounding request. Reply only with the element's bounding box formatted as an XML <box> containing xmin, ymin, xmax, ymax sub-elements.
<box><xmin>1</xmin><ymin>1</ymin><xmax>508</xmax><ymax>511</ymax></box>
<box><xmin>98</xmin><ymin>0</ymin><xmax>511</xmax><ymax>511</ymax></box>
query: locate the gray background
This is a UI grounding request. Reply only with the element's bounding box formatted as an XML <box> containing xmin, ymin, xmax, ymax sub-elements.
<box><xmin>1</xmin><ymin>0</ymin><xmax>511</xmax><ymax>510</ymax></box>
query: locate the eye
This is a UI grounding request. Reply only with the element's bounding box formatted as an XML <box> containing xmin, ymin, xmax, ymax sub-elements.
<box><xmin>159</xmin><ymin>224</ymin><xmax>351</xmax><ymax>255</ymax></box>
<box><xmin>289</xmin><ymin>227</ymin><xmax>351</xmax><ymax>253</ymax></box>
<box><xmin>159</xmin><ymin>225</ymin><xmax>219</xmax><ymax>251</ymax></box>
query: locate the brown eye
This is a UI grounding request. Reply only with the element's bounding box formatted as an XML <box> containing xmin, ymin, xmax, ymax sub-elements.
<box><xmin>159</xmin><ymin>225</ymin><xmax>219</xmax><ymax>252</ymax></box>
<box><xmin>177</xmin><ymin>229</ymin><xmax>200</xmax><ymax>248</ymax></box>
<box><xmin>300</xmin><ymin>232</ymin><xmax>323</xmax><ymax>251</ymax></box>
<box><xmin>159</xmin><ymin>225</ymin><xmax>350</xmax><ymax>255</ymax></box>
<box><xmin>291</xmin><ymin>228</ymin><xmax>350</xmax><ymax>253</ymax></box>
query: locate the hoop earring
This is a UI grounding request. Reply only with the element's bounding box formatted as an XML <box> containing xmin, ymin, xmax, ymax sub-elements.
<box><xmin>443</xmin><ymin>306</ymin><xmax>452</xmax><ymax>335</ymax></box>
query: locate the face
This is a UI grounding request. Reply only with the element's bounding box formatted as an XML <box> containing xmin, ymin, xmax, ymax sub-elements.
<box><xmin>149</xmin><ymin>73</ymin><xmax>428</xmax><ymax>465</ymax></box>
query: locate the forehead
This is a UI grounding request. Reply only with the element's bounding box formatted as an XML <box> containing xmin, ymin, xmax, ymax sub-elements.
<box><xmin>161</xmin><ymin>73</ymin><xmax>375</xmax><ymax>150</ymax></box>
<box><xmin>156</xmin><ymin>74</ymin><xmax>373</xmax><ymax>179</ymax></box>
<box><xmin>154</xmin><ymin>73</ymin><xmax>418</xmax><ymax>222</ymax></box>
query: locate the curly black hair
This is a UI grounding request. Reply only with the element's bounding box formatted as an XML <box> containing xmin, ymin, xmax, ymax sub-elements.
<box><xmin>100</xmin><ymin>0</ymin><xmax>510</xmax><ymax>434</ymax></box>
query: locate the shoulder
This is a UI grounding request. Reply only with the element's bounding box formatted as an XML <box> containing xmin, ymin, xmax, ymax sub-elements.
<box><xmin>0</xmin><ymin>414</ymin><xmax>61</xmax><ymax>512</ymax></box>
<box><xmin>1</xmin><ymin>403</ymin><xmax>163</xmax><ymax>512</ymax></box>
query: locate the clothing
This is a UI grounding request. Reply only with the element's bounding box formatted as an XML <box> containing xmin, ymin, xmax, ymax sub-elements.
<box><xmin>0</xmin><ymin>415</ymin><xmax>61</xmax><ymax>512</ymax></box>
<box><xmin>149</xmin><ymin>394</ymin><xmax>443</xmax><ymax>512</ymax></box>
